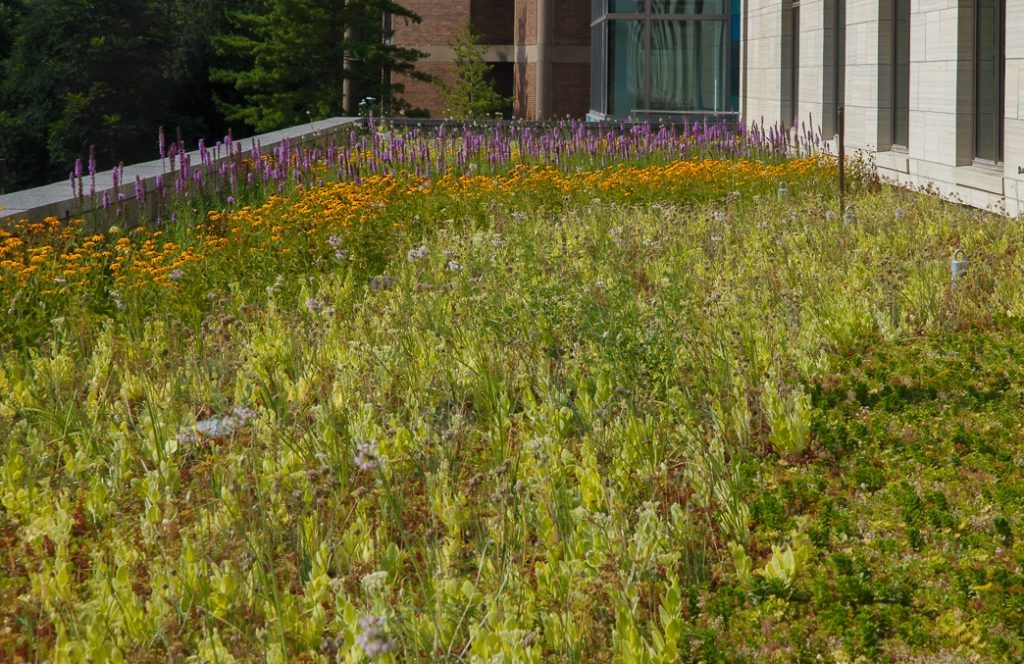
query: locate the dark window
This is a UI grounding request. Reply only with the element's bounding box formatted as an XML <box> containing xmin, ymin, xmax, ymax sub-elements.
<box><xmin>892</xmin><ymin>0</ymin><xmax>910</xmax><ymax>147</ymax></box>
<box><xmin>784</xmin><ymin>1</ymin><xmax>799</xmax><ymax>126</ymax></box>
<box><xmin>833</xmin><ymin>0</ymin><xmax>845</xmax><ymax>135</ymax></box>
<box><xmin>730</xmin><ymin>0</ymin><xmax>740</xmax><ymax>112</ymax></box>
<box><xmin>975</xmin><ymin>0</ymin><xmax>1005</xmax><ymax>163</ymax></box>
<box><xmin>488</xmin><ymin>63</ymin><xmax>515</xmax><ymax>118</ymax></box>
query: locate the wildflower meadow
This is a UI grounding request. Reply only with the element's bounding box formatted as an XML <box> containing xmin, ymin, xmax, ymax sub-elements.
<box><xmin>2</xmin><ymin>119</ymin><xmax>1024</xmax><ymax>662</ymax></box>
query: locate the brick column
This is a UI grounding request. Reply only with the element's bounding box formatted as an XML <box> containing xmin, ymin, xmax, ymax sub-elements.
<box><xmin>537</xmin><ymin>0</ymin><xmax>551</xmax><ymax>118</ymax></box>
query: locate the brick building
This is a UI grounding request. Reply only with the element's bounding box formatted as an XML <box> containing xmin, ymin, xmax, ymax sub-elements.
<box><xmin>392</xmin><ymin>1</ymin><xmax>741</xmax><ymax>121</ymax></box>
<box><xmin>391</xmin><ymin>0</ymin><xmax>592</xmax><ymax>120</ymax></box>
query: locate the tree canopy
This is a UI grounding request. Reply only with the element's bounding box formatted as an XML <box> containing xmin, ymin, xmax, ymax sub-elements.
<box><xmin>211</xmin><ymin>0</ymin><xmax>428</xmax><ymax>132</ymax></box>
<box><xmin>0</xmin><ymin>0</ymin><xmax>426</xmax><ymax>190</ymax></box>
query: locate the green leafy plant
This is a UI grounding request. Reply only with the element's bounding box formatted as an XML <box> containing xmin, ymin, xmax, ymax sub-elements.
<box><xmin>761</xmin><ymin>531</ymin><xmax>813</xmax><ymax>590</ymax></box>
<box><xmin>762</xmin><ymin>378</ymin><xmax>813</xmax><ymax>457</ymax></box>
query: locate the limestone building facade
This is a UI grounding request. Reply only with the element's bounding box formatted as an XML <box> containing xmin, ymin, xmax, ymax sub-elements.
<box><xmin>744</xmin><ymin>0</ymin><xmax>1023</xmax><ymax>215</ymax></box>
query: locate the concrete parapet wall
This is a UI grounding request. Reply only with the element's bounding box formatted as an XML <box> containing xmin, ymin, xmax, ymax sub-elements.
<box><xmin>0</xmin><ymin>117</ymin><xmax>360</xmax><ymax>225</ymax></box>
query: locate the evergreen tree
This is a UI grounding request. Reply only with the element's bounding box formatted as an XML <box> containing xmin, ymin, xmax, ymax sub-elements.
<box><xmin>0</xmin><ymin>0</ymin><xmax>240</xmax><ymax>189</ymax></box>
<box><xmin>439</xmin><ymin>23</ymin><xmax>510</xmax><ymax>120</ymax></box>
<box><xmin>0</xmin><ymin>1</ymin><xmax>24</xmax><ymax>62</ymax></box>
<box><xmin>212</xmin><ymin>0</ymin><xmax>427</xmax><ymax>132</ymax></box>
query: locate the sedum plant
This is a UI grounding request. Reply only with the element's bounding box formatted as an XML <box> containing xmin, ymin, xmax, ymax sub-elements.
<box><xmin>762</xmin><ymin>377</ymin><xmax>813</xmax><ymax>457</ymax></box>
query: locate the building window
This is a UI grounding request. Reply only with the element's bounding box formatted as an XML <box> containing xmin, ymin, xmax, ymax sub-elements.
<box><xmin>730</xmin><ymin>0</ymin><xmax>740</xmax><ymax>112</ymax></box>
<box><xmin>608</xmin><ymin>19</ymin><xmax>646</xmax><ymax>116</ymax></box>
<box><xmin>832</xmin><ymin>0</ymin><xmax>845</xmax><ymax>136</ymax></box>
<box><xmin>892</xmin><ymin>0</ymin><xmax>910</xmax><ymax>148</ymax></box>
<box><xmin>784</xmin><ymin>1</ymin><xmax>800</xmax><ymax>127</ymax></box>
<box><xmin>590</xmin><ymin>0</ymin><xmax>737</xmax><ymax>118</ymax></box>
<box><xmin>975</xmin><ymin>0</ymin><xmax>1005</xmax><ymax>163</ymax></box>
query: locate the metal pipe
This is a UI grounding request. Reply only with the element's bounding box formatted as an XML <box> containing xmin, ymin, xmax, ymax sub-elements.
<box><xmin>838</xmin><ymin>105</ymin><xmax>845</xmax><ymax>210</ymax></box>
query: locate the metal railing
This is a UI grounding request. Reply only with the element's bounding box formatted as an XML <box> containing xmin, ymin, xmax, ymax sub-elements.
<box><xmin>629</xmin><ymin>109</ymin><xmax>741</xmax><ymax>123</ymax></box>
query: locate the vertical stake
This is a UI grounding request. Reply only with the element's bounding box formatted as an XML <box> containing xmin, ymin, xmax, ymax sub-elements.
<box><xmin>838</xmin><ymin>105</ymin><xmax>846</xmax><ymax>213</ymax></box>
<box><xmin>0</xmin><ymin>158</ymin><xmax>6</xmax><ymax>194</ymax></box>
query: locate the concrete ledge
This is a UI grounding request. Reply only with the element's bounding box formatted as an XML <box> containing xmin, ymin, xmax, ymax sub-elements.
<box><xmin>955</xmin><ymin>164</ymin><xmax>1005</xmax><ymax>196</ymax></box>
<box><xmin>875</xmin><ymin>149</ymin><xmax>910</xmax><ymax>174</ymax></box>
<box><xmin>0</xmin><ymin>117</ymin><xmax>360</xmax><ymax>225</ymax></box>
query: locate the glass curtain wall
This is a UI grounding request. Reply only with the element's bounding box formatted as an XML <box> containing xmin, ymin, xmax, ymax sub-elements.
<box><xmin>608</xmin><ymin>20</ymin><xmax>646</xmax><ymax>115</ymax></box>
<box><xmin>591</xmin><ymin>0</ymin><xmax>736</xmax><ymax>117</ymax></box>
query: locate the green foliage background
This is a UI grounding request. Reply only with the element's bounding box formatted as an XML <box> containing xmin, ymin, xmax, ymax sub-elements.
<box><xmin>0</xmin><ymin>0</ymin><xmax>425</xmax><ymax>191</ymax></box>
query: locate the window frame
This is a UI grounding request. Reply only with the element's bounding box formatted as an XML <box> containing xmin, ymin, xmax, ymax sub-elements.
<box><xmin>973</xmin><ymin>0</ymin><xmax>1005</xmax><ymax>165</ymax></box>
<box><xmin>787</xmin><ymin>0</ymin><xmax>800</xmax><ymax>127</ymax></box>
<box><xmin>891</xmin><ymin>0</ymin><xmax>910</xmax><ymax>150</ymax></box>
<box><xmin>592</xmin><ymin>0</ymin><xmax>735</xmax><ymax>117</ymax></box>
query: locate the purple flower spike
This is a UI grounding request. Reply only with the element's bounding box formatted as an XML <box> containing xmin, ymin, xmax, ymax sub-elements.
<box><xmin>356</xmin><ymin>616</ymin><xmax>395</xmax><ymax>658</ymax></box>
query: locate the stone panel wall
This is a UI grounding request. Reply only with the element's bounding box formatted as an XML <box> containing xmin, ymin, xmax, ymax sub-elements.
<box><xmin>742</xmin><ymin>0</ymin><xmax>786</xmax><ymax>124</ymax></box>
<box><xmin>744</xmin><ymin>0</ymin><xmax>1024</xmax><ymax>216</ymax></box>
<box><xmin>1001</xmin><ymin>0</ymin><xmax>1023</xmax><ymax>215</ymax></box>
